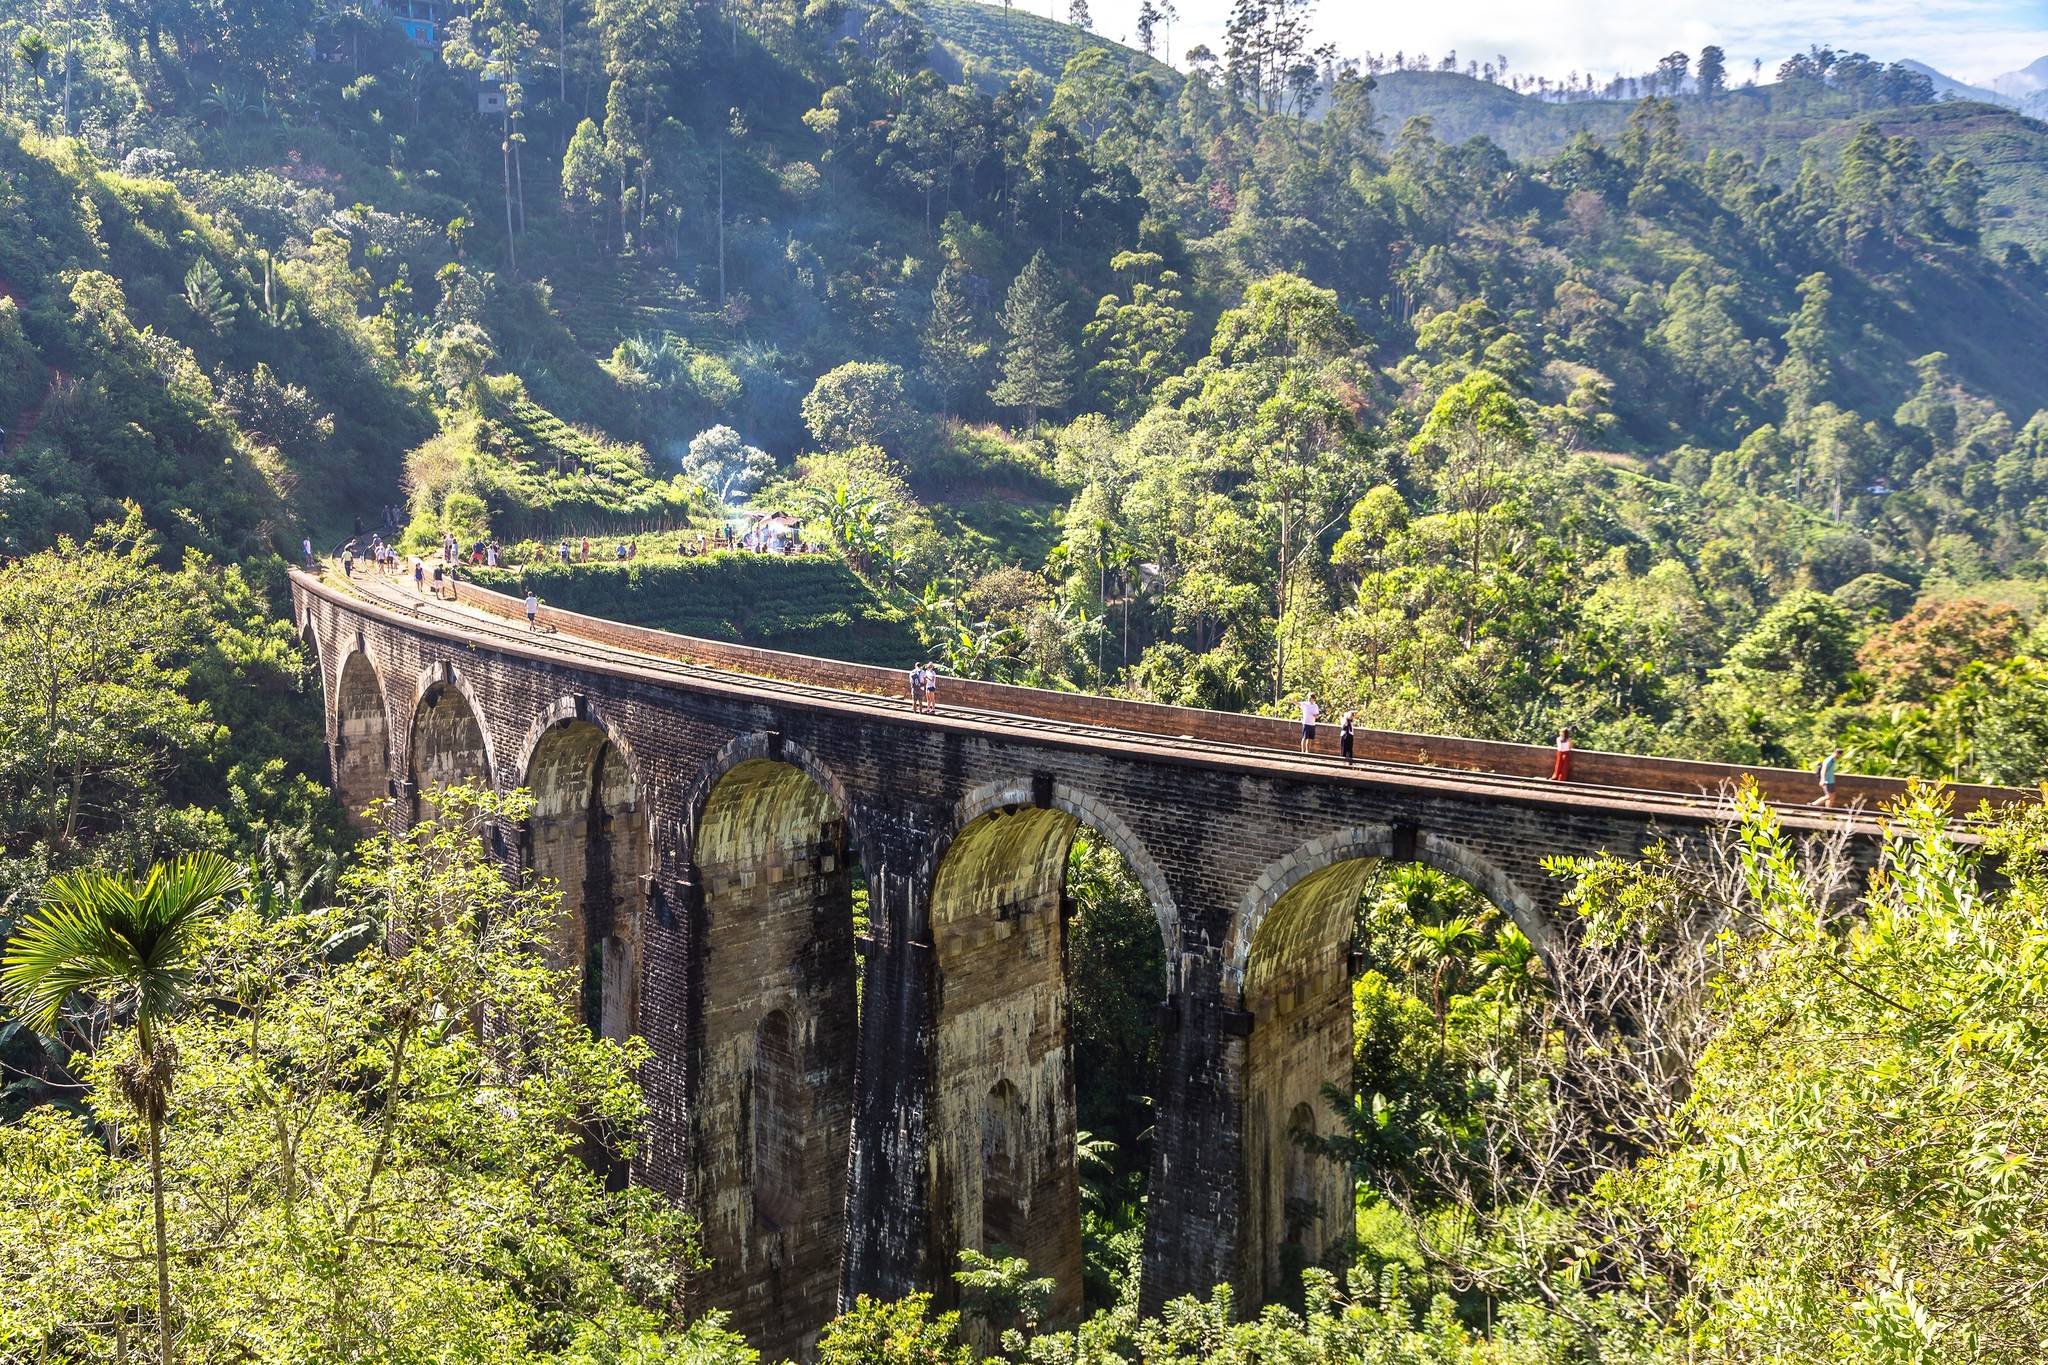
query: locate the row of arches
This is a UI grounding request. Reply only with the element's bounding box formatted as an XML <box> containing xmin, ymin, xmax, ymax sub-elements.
<box><xmin>307</xmin><ymin>624</ymin><xmax>1541</xmax><ymax>1341</ymax></box>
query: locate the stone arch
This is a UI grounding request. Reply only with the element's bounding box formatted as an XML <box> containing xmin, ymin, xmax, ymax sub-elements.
<box><xmin>920</xmin><ymin>778</ymin><xmax>1175</xmax><ymax>1326</ymax></box>
<box><xmin>405</xmin><ymin>662</ymin><xmax>498</xmax><ymax>816</ymax></box>
<box><xmin>517</xmin><ymin>698</ymin><xmax>648</xmax><ymax>1044</ymax></box>
<box><xmin>332</xmin><ymin>645</ymin><xmax>393</xmax><ymax>832</ymax></box>
<box><xmin>1225</xmin><ymin>826</ymin><xmax>1546</xmax><ymax>1301</ymax></box>
<box><xmin>1223</xmin><ymin>826</ymin><xmax>1547</xmax><ymax>999</ymax></box>
<box><xmin>679</xmin><ymin>730</ymin><xmax>862</xmax><ymax>867</ymax></box>
<box><xmin>941</xmin><ymin>777</ymin><xmax>1180</xmax><ymax>982</ymax></box>
<box><xmin>683</xmin><ymin>732</ymin><xmax>858</xmax><ymax>1357</ymax></box>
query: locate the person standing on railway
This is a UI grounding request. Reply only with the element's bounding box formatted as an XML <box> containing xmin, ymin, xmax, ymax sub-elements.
<box><xmin>907</xmin><ymin>661</ymin><xmax>923</xmax><ymax>711</ymax></box>
<box><xmin>1339</xmin><ymin>708</ymin><xmax>1356</xmax><ymax>761</ymax></box>
<box><xmin>413</xmin><ymin>558</ymin><xmax>425</xmax><ymax>593</ymax></box>
<box><xmin>302</xmin><ymin>536</ymin><xmax>314</xmax><ymax>569</ymax></box>
<box><xmin>1298</xmin><ymin>692</ymin><xmax>1321</xmax><ymax>752</ymax></box>
<box><xmin>1550</xmin><ymin>727</ymin><xmax>1574</xmax><ymax>781</ymax></box>
<box><xmin>924</xmin><ymin>663</ymin><xmax>941</xmax><ymax>713</ymax></box>
<box><xmin>525</xmin><ymin>591</ymin><xmax>540</xmax><ymax>628</ymax></box>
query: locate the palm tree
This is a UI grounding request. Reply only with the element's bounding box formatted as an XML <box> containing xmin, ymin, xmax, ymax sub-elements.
<box><xmin>1</xmin><ymin>852</ymin><xmax>248</xmax><ymax>1365</ymax></box>
<box><xmin>1404</xmin><ymin>914</ymin><xmax>1485</xmax><ymax>1047</ymax></box>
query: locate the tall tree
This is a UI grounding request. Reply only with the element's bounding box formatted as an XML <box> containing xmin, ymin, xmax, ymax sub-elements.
<box><xmin>1695</xmin><ymin>44</ymin><xmax>1726</xmax><ymax>98</ymax></box>
<box><xmin>2</xmin><ymin>853</ymin><xmax>249</xmax><ymax>1365</ymax></box>
<box><xmin>990</xmin><ymin>251</ymin><xmax>1077</xmax><ymax>428</ymax></box>
<box><xmin>923</xmin><ymin>267</ymin><xmax>989</xmax><ymax>414</ymax></box>
<box><xmin>1656</xmin><ymin>49</ymin><xmax>1690</xmax><ymax>94</ymax></box>
<box><xmin>1067</xmin><ymin>0</ymin><xmax>1091</xmax><ymax>31</ymax></box>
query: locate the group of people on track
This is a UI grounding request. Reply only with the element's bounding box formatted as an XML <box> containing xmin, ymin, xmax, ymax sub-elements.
<box><xmin>1295</xmin><ymin>698</ymin><xmax>1848</xmax><ymax>805</ymax></box>
<box><xmin>906</xmin><ymin>661</ymin><xmax>943</xmax><ymax>714</ymax></box>
<box><xmin>1294</xmin><ymin>693</ymin><xmax>1359</xmax><ymax>761</ymax></box>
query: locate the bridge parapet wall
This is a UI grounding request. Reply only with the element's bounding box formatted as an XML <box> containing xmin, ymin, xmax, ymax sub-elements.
<box><xmin>450</xmin><ymin>578</ymin><xmax>2016</xmax><ymax>811</ymax></box>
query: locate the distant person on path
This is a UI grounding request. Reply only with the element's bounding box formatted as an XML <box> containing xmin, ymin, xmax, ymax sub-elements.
<box><xmin>413</xmin><ymin>558</ymin><xmax>425</xmax><ymax>593</ymax></box>
<box><xmin>342</xmin><ymin>545</ymin><xmax>355</xmax><ymax>578</ymax></box>
<box><xmin>525</xmin><ymin>591</ymin><xmax>539</xmax><ymax>628</ymax></box>
<box><xmin>486</xmin><ymin>542</ymin><xmax>499</xmax><ymax>568</ymax></box>
<box><xmin>1550</xmin><ymin>727</ymin><xmax>1574</xmax><ymax>781</ymax></box>
<box><xmin>301</xmin><ymin>536</ymin><xmax>314</xmax><ymax>568</ymax></box>
<box><xmin>1339</xmin><ymin>709</ymin><xmax>1356</xmax><ymax>761</ymax></box>
<box><xmin>1811</xmin><ymin>746</ymin><xmax>1843</xmax><ymax>806</ymax></box>
<box><xmin>1298</xmin><ymin>693</ymin><xmax>1321</xmax><ymax>752</ymax></box>
<box><xmin>353</xmin><ymin>514</ymin><xmax>363</xmax><ymax>539</ymax></box>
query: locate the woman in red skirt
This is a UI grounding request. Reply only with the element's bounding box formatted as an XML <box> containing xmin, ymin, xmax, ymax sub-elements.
<box><xmin>1550</xmin><ymin>727</ymin><xmax>1573</xmax><ymax>781</ymax></box>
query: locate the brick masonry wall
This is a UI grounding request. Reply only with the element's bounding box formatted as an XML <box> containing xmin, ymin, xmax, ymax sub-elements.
<box><xmin>294</xmin><ymin>572</ymin><xmax>2026</xmax><ymax>1346</ymax></box>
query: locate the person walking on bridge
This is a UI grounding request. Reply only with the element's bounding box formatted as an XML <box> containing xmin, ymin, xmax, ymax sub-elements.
<box><xmin>1298</xmin><ymin>692</ymin><xmax>1321</xmax><ymax>752</ymax></box>
<box><xmin>1550</xmin><ymin>727</ymin><xmax>1574</xmax><ymax>781</ymax></box>
<box><xmin>1811</xmin><ymin>746</ymin><xmax>1843</xmax><ymax>807</ymax></box>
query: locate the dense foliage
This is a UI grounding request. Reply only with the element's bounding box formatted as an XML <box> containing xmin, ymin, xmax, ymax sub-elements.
<box><xmin>2</xmin><ymin>0</ymin><xmax>2046</xmax><ymax>1360</ymax></box>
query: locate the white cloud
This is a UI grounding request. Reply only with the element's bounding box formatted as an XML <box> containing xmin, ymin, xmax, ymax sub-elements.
<box><xmin>1050</xmin><ymin>0</ymin><xmax>2048</xmax><ymax>87</ymax></box>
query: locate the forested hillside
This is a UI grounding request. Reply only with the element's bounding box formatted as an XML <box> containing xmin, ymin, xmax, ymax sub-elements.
<box><xmin>1369</xmin><ymin>68</ymin><xmax>2048</xmax><ymax>256</ymax></box>
<box><xmin>2</xmin><ymin>2</ymin><xmax>2048</xmax><ymax>1361</ymax></box>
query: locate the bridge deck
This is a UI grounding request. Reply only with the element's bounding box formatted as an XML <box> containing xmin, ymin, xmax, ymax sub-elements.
<box><xmin>297</xmin><ymin>565</ymin><xmax>2028</xmax><ymax>838</ymax></box>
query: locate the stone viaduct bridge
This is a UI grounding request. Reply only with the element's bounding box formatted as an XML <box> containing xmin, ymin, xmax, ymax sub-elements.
<box><xmin>289</xmin><ymin>566</ymin><xmax>2019</xmax><ymax>1356</ymax></box>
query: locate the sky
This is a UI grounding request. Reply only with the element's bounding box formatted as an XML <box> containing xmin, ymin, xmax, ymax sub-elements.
<box><xmin>1034</xmin><ymin>0</ymin><xmax>2048</xmax><ymax>88</ymax></box>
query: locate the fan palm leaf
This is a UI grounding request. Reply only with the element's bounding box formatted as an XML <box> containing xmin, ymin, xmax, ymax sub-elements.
<box><xmin>3</xmin><ymin>851</ymin><xmax>247</xmax><ymax>1049</ymax></box>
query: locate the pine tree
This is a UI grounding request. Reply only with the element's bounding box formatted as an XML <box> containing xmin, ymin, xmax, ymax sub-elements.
<box><xmin>923</xmin><ymin>268</ymin><xmax>988</xmax><ymax>415</ymax></box>
<box><xmin>182</xmin><ymin>259</ymin><xmax>239</xmax><ymax>333</ymax></box>
<box><xmin>1067</xmin><ymin>0</ymin><xmax>1092</xmax><ymax>30</ymax></box>
<box><xmin>989</xmin><ymin>251</ymin><xmax>1076</xmax><ymax>429</ymax></box>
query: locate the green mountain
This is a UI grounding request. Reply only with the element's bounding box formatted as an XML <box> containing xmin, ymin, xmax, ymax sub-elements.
<box><xmin>2</xmin><ymin>0</ymin><xmax>2046</xmax><ymax>757</ymax></box>
<box><xmin>1370</xmin><ymin>69</ymin><xmax>2048</xmax><ymax>255</ymax></box>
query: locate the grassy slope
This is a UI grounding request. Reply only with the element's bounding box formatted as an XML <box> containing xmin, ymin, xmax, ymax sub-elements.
<box><xmin>1370</xmin><ymin>71</ymin><xmax>2048</xmax><ymax>255</ymax></box>
<box><xmin>921</xmin><ymin>0</ymin><xmax>1175</xmax><ymax>88</ymax></box>
<box><xmin>466</xmin><ymin>553</ymin><xmax>919</xmax><ymax>663</ymax></box>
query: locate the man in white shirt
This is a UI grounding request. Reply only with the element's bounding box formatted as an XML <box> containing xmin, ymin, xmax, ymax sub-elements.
<box><xmin>1298</xmin><ymin>692</ymin><xmax>1321</xmax><ymax>752</ymax></box>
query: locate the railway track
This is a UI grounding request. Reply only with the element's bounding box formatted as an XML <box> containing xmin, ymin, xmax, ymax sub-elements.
<box><xmin>319</xmin><ymin>567</ymin><xmax>1893</xmax><ymax>834</ymax></box>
